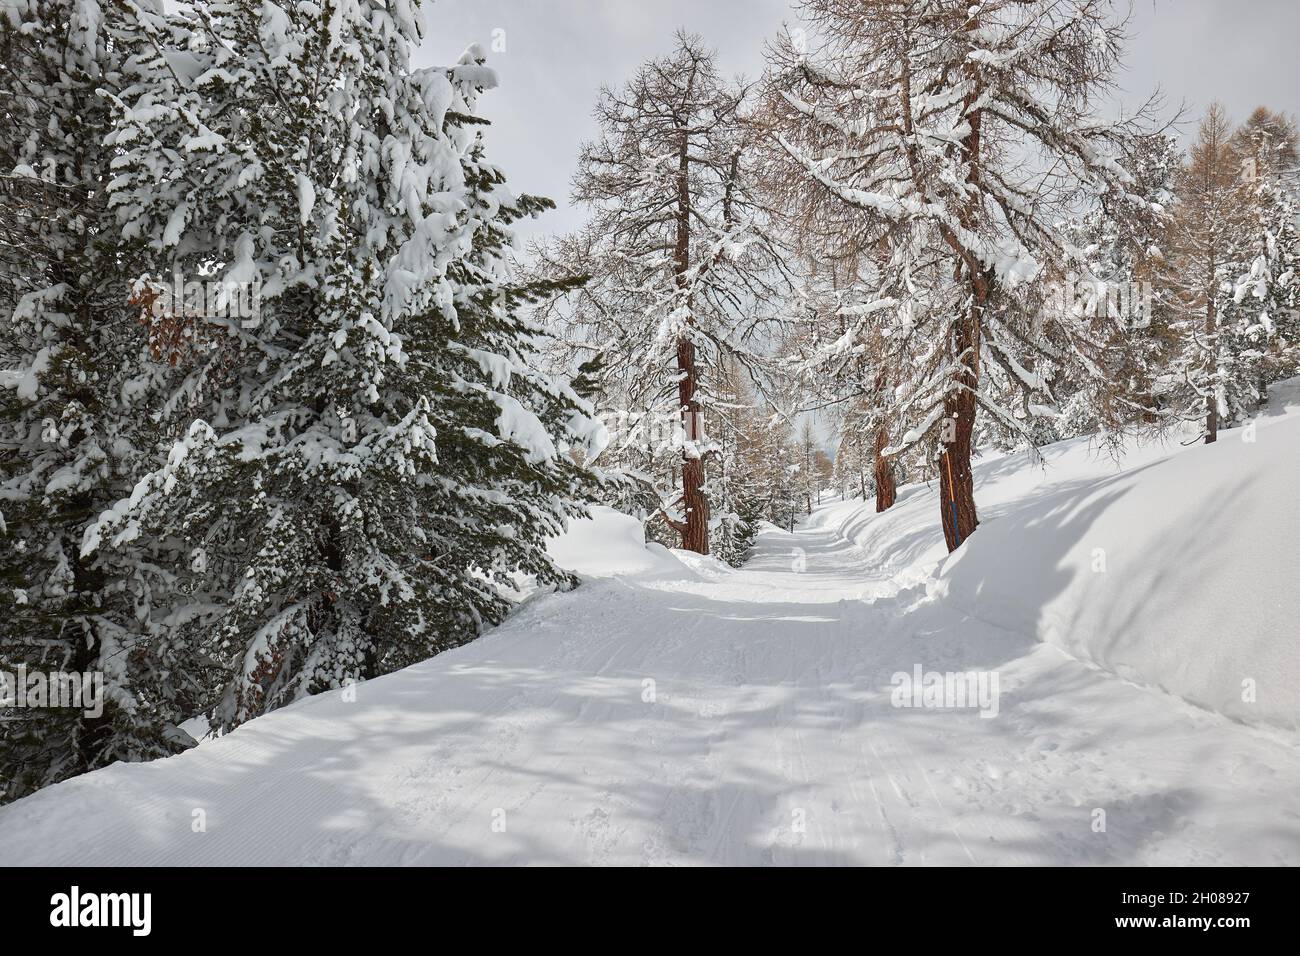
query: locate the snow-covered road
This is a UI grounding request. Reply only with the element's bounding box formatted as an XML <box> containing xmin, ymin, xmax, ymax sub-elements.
<box><xmin>2</xmin><ymin>509</ymin><xmax>1298</xmax><ymax>866</ymax></box>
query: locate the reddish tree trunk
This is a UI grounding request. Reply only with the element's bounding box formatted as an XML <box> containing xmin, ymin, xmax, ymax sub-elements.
<box><xmin>939</xmin><ymin>386</ymin><xmax>979</xmax><ymax>551</ymax></box>
<box><xmin>873</xmin><ymin>427</ymin><xmax>896</xmax><ymax>512</ymax></box>
<box><xmin>676</xmin><ymin>337</ymin><xmax>710</xmax><ymax>554</ymax></box>
<box><xmin>870</xmin><ymin>367</ymin><xmax>896</xmax><ymax>513</ymax></box>
<box><xmin>936</xmin><ymin>12</ymin><xmax>985</xmax><ymax>552</ymax></box>
<box><xmin>672</xmin><ymin>112</ymin><xmax>709</xmax><ymax>554</ymax></box>
<box><xmin>936</xmin><ymin>263</ymin><xmax>985</xmax><ymax>552</ymax></box>
<box><xmin>1205</xmin><ymin>294</ymin><xmax>1218</xmax><ymax>444</ymax></box>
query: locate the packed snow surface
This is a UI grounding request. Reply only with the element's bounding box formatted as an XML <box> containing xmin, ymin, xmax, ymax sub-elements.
<box><xmin>1</xmin><ymin>386</ymin><xmax>1298</xmax><ymax>865</ymax></box>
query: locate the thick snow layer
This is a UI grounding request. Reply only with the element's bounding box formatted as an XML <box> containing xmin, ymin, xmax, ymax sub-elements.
<box><xmin>814</xmin><ymin>376</ymin><xmax>1300</xmax><ymax>731</ymax></box>
<box><xmin>1</xmin><ymin>388</ymin><xmax>1298</xmax><ymax>865</ymax></box>
<box><xmin>936</xmin><ymin>416</ymin><xmax>1300</xmax><ymax>730</ymax></box>
<box><xmin>546</xmin><ymin>505</ymin><xmax>685</xmax><ymax>578</ymax></box>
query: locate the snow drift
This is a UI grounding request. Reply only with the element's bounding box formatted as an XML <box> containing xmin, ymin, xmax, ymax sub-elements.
<box><xmin>933</xmin><ymin>414</ymin><xmax>1300</xmax><ymax>730</ymax></box>
<box><xmin>546</xmin><ymin>505</ymin><xmax>685</xmax><ymax>578</ymax></box>
<box><xmin>817</xmin><ymin>377</ymin><xmax>1300</xmax><ymax>730</ymax></box>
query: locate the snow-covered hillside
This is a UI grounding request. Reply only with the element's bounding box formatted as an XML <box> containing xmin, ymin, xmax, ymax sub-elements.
<box><xmin>814</xmin><ymin>376</ymin><xmax>1300</xmax><ymax>730</ymax></box>
<box><xmin>1</xmin><ymin>384</ymin><xmax>1298</xmax><ymax>865</ymax></box>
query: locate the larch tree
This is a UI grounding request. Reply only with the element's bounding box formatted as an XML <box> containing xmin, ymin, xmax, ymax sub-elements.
<box><xmin>797</xmin><ymin>270</ymin><xmax>901</xmax><ymax>513</ymax></box>
<box><xmin>1165</xmin><ymin>104</ymin><xmax>1297</xmax><ymax>442</ymax></box>
<box><xmin>766</xmin><ymin>0</ymin><xmax>1153</xmax><ymax>551</ymax></box>
<box><xmin>536</xmin><ymin>32</ymin><xmax>794</xmax><ymax>555</ymax></box>
<box><xmin>1232</xmin><ymin>107</ymin><xmax>1299</xmax><ymax>177</ymax></box>
<box><xmin>830</xmin><ymin>400</ymin><xmax>871</xmax><ymax>502</ymax></box>
<box><xmin>795</xmin><ymin>418</ymin><xmax>830</xmax><ymax>514</ymax></box>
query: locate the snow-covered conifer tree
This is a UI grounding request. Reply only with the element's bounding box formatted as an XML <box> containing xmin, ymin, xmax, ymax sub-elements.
<box><xmin>789</xmin><ymin>268</ymin><xmax>903</xmax><ymax>512</ymax></box>
<box><xmin>1165</xmin><ymin>104</ymin><xmax>1297</xmax><ymax>440</ymax></box>
<box><xmin>705</xmin><ymin>360</ymin><xmax>762</xmax><ymax>564</ymax></box>
<box><xmin>0</xmin><ymin>0</ymin><xmax>198</xmax><ymax>801</ymax></box>
<box><xmin>87</xmin><ymin>1</ymin><xmax>599</xmax><ymax>730</ymax></box>
<box><xmin>1225</xmin><ymin>109</ymin><xmax>1300</xmax><ymax>397</ymax></box>
<box><xmin>1040</xmin><ymin>132</ymin><xmax>1181</xmax><ymax>444</ymax></box>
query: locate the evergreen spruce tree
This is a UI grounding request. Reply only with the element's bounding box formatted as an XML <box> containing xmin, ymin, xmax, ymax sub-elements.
<box><xmin>86</xmin><ymin>2</ymin><xmax>598</xmax><ymax>731</ymax></box>
<box><xmin>1226</xmin><ymin>109</ymin><xmax>1300</xmax><ymax>397</ymax></box>
<box><xmin>830</xmin><ymin>401</ymin><xmax>872</xmax><ymax>503</ymax></box>
<box><xmin>0</xmin><ymin>0</ymin><xmax>193</xmax><ymax>802</ymax></box>
<box><xmin>705</xmin><ymin>360</ymin><xmax>760</xmax><ymax>565</ymax></box>
<box><xmin>704</xmin><ymin>358</ymin><xmax>804</xmax><ymax>564</ymax></box>
<box><xmin>1045</xmin><ymin>133</ymin><xmax>1181</xmax><ymax>445</ymax></box>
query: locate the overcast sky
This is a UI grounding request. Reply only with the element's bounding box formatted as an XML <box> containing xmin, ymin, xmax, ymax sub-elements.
<box><xmin>418</xmin><ymin>0</ymin><xmax>1300</xmax><ymax>242</ymax></box>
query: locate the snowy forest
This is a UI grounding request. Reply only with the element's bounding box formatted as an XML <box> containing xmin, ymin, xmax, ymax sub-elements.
<box><xmin>1</xmin><ymin>0</ymin><xmax>1298</xmax><ymax>874</ymax></box>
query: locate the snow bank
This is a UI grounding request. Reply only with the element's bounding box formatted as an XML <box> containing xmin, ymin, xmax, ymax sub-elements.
<box><xmin>547</xmin><ymin>505</ymin><xmax>684</xmax><ymax>578</ymax></box>
<box><xmin>934</xmin><ymin>413</ymin><xmax>1300</xmax><ymax>730</ymax></box>
<box><xmin>819</xmin><ymin>377</ymin><xmax>1300</xmax><ymax>731</ymax></box>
